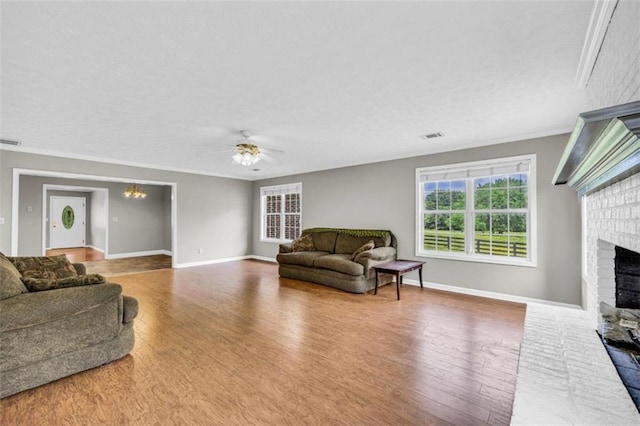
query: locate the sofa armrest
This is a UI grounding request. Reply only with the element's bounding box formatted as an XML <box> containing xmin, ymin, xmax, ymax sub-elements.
<box><xmin>355</xmin><ymin>246</ymin><xmax>396</xmax><ymax>262</ymax></box>
<box><xmin>72</xmin><ymin>263</ymin><xmax>87</xmax><ymax>275</ymax></box>
<box><xmin>279</xmin><ymin>243</ymin><xmax>293</xmax><ymax>254</ymax></box>
<box><xmin>0</xmin><ymin>284</ymin><xmax>123</xmax><ymax>332</ymax></box>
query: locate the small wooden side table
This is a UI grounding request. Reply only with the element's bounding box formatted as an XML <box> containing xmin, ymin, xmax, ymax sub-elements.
<box><xmin>373</xmin><ymin>260</ymin><xmax>425</xmax><ymax>300</ymax></box>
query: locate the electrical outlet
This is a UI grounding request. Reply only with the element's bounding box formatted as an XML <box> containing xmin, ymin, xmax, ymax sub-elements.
<box><xmin>27</xmin><ymin>206</ymin><xmax>33</xmax><ymax>213</ymax></box>
<box><xmin>0</xmin><ymin>217</ymin><xmax>4</xmax><ymax>225</ymax></box>
<box><xmin>198</xmin><ymin>248</ymin><xmax>203</xmax><ymax>254</ymax></box>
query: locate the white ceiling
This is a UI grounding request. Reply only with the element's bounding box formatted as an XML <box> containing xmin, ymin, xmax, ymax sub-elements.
<box><xmin>1</xmin><ymin>1</ymin><xmax>594</xmax><ymax>181</ymax></box>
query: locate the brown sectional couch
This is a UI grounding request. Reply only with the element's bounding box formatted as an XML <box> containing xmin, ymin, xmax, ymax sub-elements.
<box><xmin>277</xmin><ymin>228</ymin><xmax>397</xmax><ymax>293</ymax></box>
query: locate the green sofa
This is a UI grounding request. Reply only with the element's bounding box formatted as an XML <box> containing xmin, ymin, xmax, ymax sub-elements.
<box><xmin>0</xmin><ymin>254</ymin><xmax>138</xmax><ymax>398</ymax></box>
<box><xmin>277</xmin><ymin>228</ymin><xmax>397</xmax><ymax>293</ymax></box>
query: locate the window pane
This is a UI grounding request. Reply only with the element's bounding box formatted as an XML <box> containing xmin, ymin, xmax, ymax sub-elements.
<box><xmin>284</xmin><ymin>214</ymin><xmax>300</xmax><ymax>240</ymax></box>
<box><xmin>437</xmin><ymin>181</ymin><xmax>451</xmax><ymax>210</ymax></box>
<box><xmin>491</xmin><ymin>175</ymin><xmax>508</xmax><ymax>188</ymax></box>
<box><xmin>451</xmin><ymin>180</ymin><xmax>466</xmax><ymax>210</ymax></box>
<box><xmin>266</xmin><ymin>195</ymin><xmax>282</xmax><ymax>214</ymax></box>
<box><xmin>491</xmin><ymin>213</ymin><xmax>508</xmax><ymax>256</ymax></box>
<box><xmin>266</xmin><ymin>215</ymin><xmax>281</xmax><ymax>239</ymax></box>
<box><xmin>285</xmin><ymin>193</ymin><xmax>300</xmax><ymax>213</ymax></box>
<box><xmin>424</xmin><ymin>214</ymin><xmax>436</xmax><ymax>250</ymax></box>
<box><xmin>436</xmin><ymin>213</ymin><xmax>450</xmax><ymax>251</ymax></box>
<box><xmin>475</xmin><ymin>177</ymin><xmax>491</xmax><ymax>189</ymax></box>
<box><xmin>450</xmin><ymin>213</ymin><xmax>465</xmax><ymax>252</ymax></box>
<box><xmin>509</xmin><ymin>187</ymin><xmax>527</xmax><ymax>209</ymax></box>
<box><xmin>509</xmin><ymin>173</ymin><xmax>527</xmax><ymax>187</ymax></box>
<box><xmin>491</xmin><ymin>188</ymin><xmax>507</xmax><ymax>209</ymax></box>
<box><xmin>424</xmin><ymin>182</ymin><xmax>437</xmax><ymax>210</ymax></box>
<box><xmin>509</xmin><ymin>213</ymin><xmax>527</xmax><ymax>258</ymax></box>
<box><xmin>475</xmin><ymin>189</ymin><xmax>490</xmax><ymax>209</ymax></box>
<box><xmin>474</xmin><ymin>213</ymin><xmax>490</xmax><ymax>255</ymax></box>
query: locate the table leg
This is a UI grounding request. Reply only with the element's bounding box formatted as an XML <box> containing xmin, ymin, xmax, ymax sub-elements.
<box><xmin>419</xmin><ymin>266</ymin><xmax>423</xmax><ymax>289</ymax></box>
<box><xmin>396</xmin><ymin>272</ymin><xmax>401</xmax><ymax>300</ymax></box>
<box><xmin>374</xmin><ymin>270</ymin><xmax>379</xmax><ymax>295</ymax></box>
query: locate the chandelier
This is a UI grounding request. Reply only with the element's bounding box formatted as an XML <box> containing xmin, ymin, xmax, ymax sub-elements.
<box><xmin>232</xmin><ymin>143</ymin><xmax>262</xmax><ymax>166</ymax></box>
<box><xmin>123</xmin><ymin>184</ymin><xmax>147</xmax><ymax>198</ymax></box>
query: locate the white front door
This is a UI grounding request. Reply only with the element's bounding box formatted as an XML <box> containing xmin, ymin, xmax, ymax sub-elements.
<box><xmin>50</xmin><ymin>196</ymin><xmax>86</xmax><ymax>249</ymax></box>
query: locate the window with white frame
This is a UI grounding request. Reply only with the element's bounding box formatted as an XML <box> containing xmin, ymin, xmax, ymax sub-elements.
<box><xmin>261</xmin><ymin>183</ymin><xmax>302</xmax><ymax>242</ymax></box>
<box><xmin>416</xmin><ymin>154</ymin><xmax>536</xmax><ymax>266</ymax></box>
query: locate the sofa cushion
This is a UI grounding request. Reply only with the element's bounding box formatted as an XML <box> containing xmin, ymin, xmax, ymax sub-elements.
<box><xmin>21</xmin><ymin>274</ymin><xmax>107</xmax><ymax>293</ymax></box>
<box><xmin>0</xmin><ymin>255</ymin><xmax>28</xmax><ymax>300</ymax></box>
<box><xmin>277</xmin><ymin>251</ymin><xmax>329</xmax><ymax>268</ymax></box>
<box><xmin>292</xmin><ymin>234</ymin><xmax>315</xmax><ymax>252</ymax></box>
<box><xmin>309</xmin><ymin>231</ymin><xmax>338</xmax><ymax>253</ymax></box>
<box><xmin>314</xmin><ymin>254</ymin><xmax>364</xmax><ymax>276</ymax></box>
<box><xmin>335</xmin><ymin>234</ymin><xmax>389</xmax><ymax>255</ymax></box>
<box><xmin>351</xmin><ymin>240</ymin><xmax>375</xmax><ymax>260</ymax></box>
<box><xmin>9</xmin><ymin>255</ymin><xmax>78</xmax><ymax>280</ymax></box>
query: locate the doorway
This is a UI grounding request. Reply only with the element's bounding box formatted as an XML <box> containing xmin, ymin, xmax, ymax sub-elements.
<box><xmin>49</xmin><ymin>196</ymin><xmax>86</xmax><ymax>249</ymax></box>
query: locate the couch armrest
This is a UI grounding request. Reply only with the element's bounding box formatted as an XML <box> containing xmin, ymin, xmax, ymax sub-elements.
<box><xmin>279</xmin><ymin>243</ymin><xmax>293</xmax><ymax>254</ymax></box>
<box><xmin>72</xmin><ymin>263</ymin><xmax>87</xmax><ymax>275</ymax></box>
<box><xmin>0</xmin><ymin>284</ymin><xmax>123</xmax><ymax>332</ymax></box>
<box><xmin>355</xmin><ymin>246</ymin><xmax>396</xmax><ymax>262</ymax></box>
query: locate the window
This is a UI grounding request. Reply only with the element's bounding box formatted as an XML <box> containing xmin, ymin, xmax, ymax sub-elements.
<box><xmin>261</xmin><ymin>183</ymin><xmax>302</xmax><ymax>242</ymax></box>
<box><xmin>416</xmin><ymin>155</ymin><xmax>536</xmax><ymax>266</ymax></box>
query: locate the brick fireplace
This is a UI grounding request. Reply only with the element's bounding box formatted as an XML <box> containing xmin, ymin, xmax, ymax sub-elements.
<box><xmin>551</xmin><ymin>100</ymin><xmax>640</xmax><ymax>326</ymax></box>
<box><xmin>585</xmin><ymin>172</ymin><xmax>640</xmax><ymax>326</ymax></box>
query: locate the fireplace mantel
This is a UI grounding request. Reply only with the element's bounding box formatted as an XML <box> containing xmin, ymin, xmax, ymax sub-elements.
<box><xmin>553</xmin><ymin>101</ymin><xmax>640</xmax><ymax>195</ymax></box>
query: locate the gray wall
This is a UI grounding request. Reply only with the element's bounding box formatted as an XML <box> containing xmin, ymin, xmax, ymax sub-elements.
<box><xmin>0</xmin><ymin>150</ymin><xmax>253</xmax><ymax>264</ymax></box>
<box><xmin>19</xmin><ymin>176</ymin><xmax>170</xmax><ymax>255</ymax></box>
<box><xmin>252</xmin><ymin>134</ymin><xmax>582</xmax><ymax>305</ymax></box>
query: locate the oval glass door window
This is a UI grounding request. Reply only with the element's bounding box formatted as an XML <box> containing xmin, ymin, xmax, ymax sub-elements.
<box><xmin>62</xmin><ymin>205</ymin><xmax>75</xmax><ymax>229</ymax></box>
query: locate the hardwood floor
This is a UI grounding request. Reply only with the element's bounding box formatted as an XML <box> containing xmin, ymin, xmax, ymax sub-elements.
<box><xmin>0</xmin><ymin>260</ymin><xmax>526</xmax><ymax>425</ymax></box>
<box><xmin>47</xmin><ymin>247</ymin><xmax>105</xmax><ymax>262</ymax></box>
<box><xmin>46</xmin><ymin>247</ymin><xmax>172</xmax><ymax>277</ymax></box>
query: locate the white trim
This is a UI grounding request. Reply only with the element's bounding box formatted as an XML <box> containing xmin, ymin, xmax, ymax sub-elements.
<box><xmin>249</xmin><ymin>255</ymin><xmax>277</xmax><ymax>263</ymax></box>
<box><xmin>106</xmin><ymin>249</ymin><xmax>172</xmax><ymax>260</ymax></box>
<box><xmin>10</xmin><ymin>168</ymin><xmax>178</xmax><ymax>268</ymax></box>
<box><xmin>86</xmin><ymin>245</ymin><xmax>105</xmax><ymax>253</ymax></box>
<box><xmin>574</xmin><ymin>0</ymin><xmax>618</xmax><ymax>88</ymax></box>
<box><xmin>175</xmin><ymin>255</ymin><xmax>252</xmax><ymax>269</ymax></box>
<box><xmin>260</xmin><ymin>182</ymin><xmax>302</xmax><ymax>242</ymax></box>
<box><xmin>401</xmin><ymin>278</ymin><xmax>582</xmax><ymax>310</ymax></box>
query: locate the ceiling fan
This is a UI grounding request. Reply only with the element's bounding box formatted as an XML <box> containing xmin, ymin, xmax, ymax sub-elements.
<box><xmin>215</xmin><ymin>130</ymin><xmax>284</xmax><ymax>167</ymax></box>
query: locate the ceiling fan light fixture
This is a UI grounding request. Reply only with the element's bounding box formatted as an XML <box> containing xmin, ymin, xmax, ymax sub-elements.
<box><xmin>233</xmin><ymin>142</ymin><xmax>261</xmax><ymax>166</ymax></box>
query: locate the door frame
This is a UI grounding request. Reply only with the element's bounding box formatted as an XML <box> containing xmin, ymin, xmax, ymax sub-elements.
<box><xmin>11</xmin><ymin>168</ymin><xmax>177</xmax><ymax>268</ymax></box>
<box><xmin>42</xmin><ymin>185</ymin><xmax>108</xmax><ymax>255</ymax></box>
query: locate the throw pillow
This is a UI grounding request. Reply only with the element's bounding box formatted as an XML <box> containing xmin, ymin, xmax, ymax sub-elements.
<box><xmin>9</xmin><ymin>254</ymin><xmax>78</xmax><ymax>280</ymax></box>
<box><xmin>292</xmin><ymin>234</ymin><xmax>315</xmax><ymax>252</ymax></box>
<box><xmin>22</xmin><ymin>274</ymin><xmax>107</xmax><ymax>292</ymax></box>
<box><xmin>351</xmin><ymin>240</ymin><xmax>375</xmax><ymax>260</ymax></box>
<box><xmin>0</xmin><ymin>254</ymin><xmax>28</xmax><ymax>299</ymax></box>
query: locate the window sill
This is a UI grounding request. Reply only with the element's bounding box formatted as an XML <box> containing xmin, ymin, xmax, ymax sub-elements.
<box><xmin>416</xmin><ymin>251</ymin><xmax>536</xmax><ymax>268</ymax></box>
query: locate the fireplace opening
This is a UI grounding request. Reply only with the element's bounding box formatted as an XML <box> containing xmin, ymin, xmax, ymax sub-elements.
<box><xmin>616</xmin><ymin>246</ymin><xmax>640</xmax><ymax>309</ymax></box>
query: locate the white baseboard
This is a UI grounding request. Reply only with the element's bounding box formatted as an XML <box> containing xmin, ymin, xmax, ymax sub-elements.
<box><xmin>175</xmin><ymin>255</ymin><xmax>252</xmax><ymax>269</ymax></box>
<box><xmin>402</xmin><ymin>278</ymin><xmax>582</xmax><ymax>309</ymax></box>
<box><xmin>249</xmin><ymin>255</ymin><xmax>277</xmax><ymax>263</ymax></box>
<box><xmin>86</xmin><ymin>245</ymin><xmax>105</xmax><ymax>253</ymax></box>
<box><xmin>106</xmin><ymin>249</ymin><xmax>172</xmax><ymax>260</ymax></box>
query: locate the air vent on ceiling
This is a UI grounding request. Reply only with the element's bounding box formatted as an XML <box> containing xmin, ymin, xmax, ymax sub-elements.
<box><xmin>0</xmin><ymin>138</ymin><xmax>21</xmax><ymax>146</ymax></box>
<box><xmin>420</xmin><ymin>132</ymin><xmax>444</xmax><ymax>140</ymax></box>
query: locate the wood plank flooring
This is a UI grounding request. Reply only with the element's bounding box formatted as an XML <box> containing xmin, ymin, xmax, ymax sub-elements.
<box><xmin>0</xmin><ymin>260</ymin><xmax>526</xmax><ymax>425</ymax></box>
<box><xmin>47</xmin><ymin>247</ymin><xmax>105</xmax><ymax>262</ymax></box>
